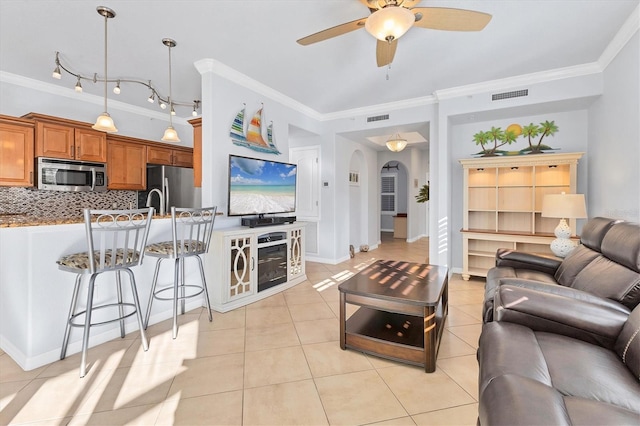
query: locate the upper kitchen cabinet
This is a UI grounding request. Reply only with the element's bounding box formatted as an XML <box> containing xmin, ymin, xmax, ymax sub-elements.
<box><xmin>107</xmin><ymin>136</ymin><xmax>146</xmax><ymax>190</ymax></box>
<box><xmin>147</xmin><ymin>145</ymin><xmax>193</xmax><ymax>168</ymax></box>
<box><xmin>23</xmin><ymin>113</ymin><xmax>107</xmax><ymax>162</ymax></box>
<box><xmin>0</xmin><ymin>115</ymin><xmax>35</xmax><ymax>187</ymax></box>
<box><xmin>188</xmin><ymin>117</ymin><xmax>201</xmax><ymax>187</ymax></box>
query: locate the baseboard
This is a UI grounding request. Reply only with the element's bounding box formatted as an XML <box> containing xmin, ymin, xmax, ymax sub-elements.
<box><xmin>0</xmin><ymin>299</ymin><xmax>203</xmax><ymax>371</ymax></box>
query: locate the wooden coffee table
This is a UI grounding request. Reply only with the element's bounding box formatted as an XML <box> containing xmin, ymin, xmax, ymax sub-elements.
<box><xmin>339</xmin><ymin>260</ymin><xmax>448</xmax><ymax>373</ymax></box>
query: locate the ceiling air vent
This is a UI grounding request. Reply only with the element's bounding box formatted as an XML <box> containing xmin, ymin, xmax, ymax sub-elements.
<box><xmin>492</xmin><ymin>89</ymin><xmax>528</xmax><ymax>101</ymax></box>
<box><xmin>367</xmin><ymin>114</ymin><xmax>389</xmax><ymax>123</ymax></box>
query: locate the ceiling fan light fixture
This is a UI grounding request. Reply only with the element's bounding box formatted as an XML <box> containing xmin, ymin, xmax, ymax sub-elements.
<box><xmin>386</xmin><ymin>133</ymin><xmax>408</xmax><ymax>152</ymax></box>
<box><xmin>365</xmin><ymin>6</ymin><xmax>415</xmax><ymax>41</ymax></box>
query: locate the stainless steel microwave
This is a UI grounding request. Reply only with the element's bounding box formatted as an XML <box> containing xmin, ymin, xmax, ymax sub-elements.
<box><xmin>37</xmin><ymin>157</ymin><xmax>107</xmax><ymax>192</ymax></box>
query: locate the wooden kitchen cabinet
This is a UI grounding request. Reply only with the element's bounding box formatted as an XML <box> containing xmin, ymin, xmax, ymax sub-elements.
<box><xmin>107</xmin><ymin>136</ymin><xmax>146</xmax><ymax>190</ymax></box>
<box><xmin>24</xmin><ymin>113</ymin><xmax>107</xmax><ymax>162</ymax></box>
<box><xmin>188</xmin><ymin>117</ymin><xmax>201</xmax><ymax>187</ymax></box>
<box><xmin>0</xmin><ymin>115</ymin><xmax>35</xmax><ymax>187</ymax></box>
<box><xmin>147</xmin><ymin>145</ymin><xmax>193</xmax><ymax>167</ymax></box>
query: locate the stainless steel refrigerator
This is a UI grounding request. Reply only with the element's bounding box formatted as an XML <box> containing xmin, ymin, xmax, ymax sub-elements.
<box><xmin>138</xmin><ymin>165</ymin><xmax>200</xmax><ymax>213</ymax></box>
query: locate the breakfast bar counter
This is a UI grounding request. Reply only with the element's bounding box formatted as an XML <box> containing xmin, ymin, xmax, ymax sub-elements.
<box><xmin>0</xmin><ymin>216</ymin><xmax>204</xmax><ymax>371</ymax></box>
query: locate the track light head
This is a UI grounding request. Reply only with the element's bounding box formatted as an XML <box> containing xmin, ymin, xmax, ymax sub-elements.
<box><xmin>113</xmin><ymin>80</ymin><xmax>121</xmax><ymax>94</ymax></box>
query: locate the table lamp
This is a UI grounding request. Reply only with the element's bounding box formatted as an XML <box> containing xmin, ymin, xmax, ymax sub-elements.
<box><xmin>542</xmin><ymin>192</ymin><xmax>587</xmax><ymax>258</ymax></box>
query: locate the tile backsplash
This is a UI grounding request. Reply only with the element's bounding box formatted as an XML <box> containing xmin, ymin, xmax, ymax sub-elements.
<box><xmin>0</xmin><ymin>187</ymin><xmax>137</xmax><ymax>219</ymax></box>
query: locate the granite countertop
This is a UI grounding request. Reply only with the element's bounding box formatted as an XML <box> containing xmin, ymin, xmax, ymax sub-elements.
<box><xmin>0</xmin><ymin>213</ymin><xmax>172</xmax><ymax>228</ymax></box>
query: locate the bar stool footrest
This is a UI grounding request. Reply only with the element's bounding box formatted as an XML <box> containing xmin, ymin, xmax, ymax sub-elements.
<box><xmin>153</xmin><ymin>284</ymin><xmax>205</xmax><ymax>302</ymax></box>
<box><xmin>69</xmin><ymin>302</ymin><xmax>138</xmax><ymax>328</ymax></box>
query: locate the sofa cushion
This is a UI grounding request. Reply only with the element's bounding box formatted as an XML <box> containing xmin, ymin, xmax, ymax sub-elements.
<box><xmin>601</xmin><ymin>222</ymin><xmax>640</xmax><ymax>272</ymax></box>
<box><xmin>570</xmin><ymin>256</ymin><xmax>640</xmax><ymax>309</ymax></box>
<box><xmin>479</xmin><ymin>321</ymin><xmax>640</xmax><ymax>421</ymax></box>
<box><xmin>553</xmin><ymin>244</ymin><xmax>600</xmax><ymax>287</ymax></box>
<box><xmin>579</xmin><ymin>216</ymin><xmax>621</xmax><ymax>251</ymax></box>
<box><xmin>615</xmin><ymin>306</ymin><xmax>640</xmax><ymax>378</ymax></box>
<box><xmin>536</xmin><ymin>332</ymin><xmax>640</xmax><ymax>413</ymax></box>
<box><xmin>479</xmin><ymin>374</ymin><xmax>640</xmax><ymax>426</ymax></box>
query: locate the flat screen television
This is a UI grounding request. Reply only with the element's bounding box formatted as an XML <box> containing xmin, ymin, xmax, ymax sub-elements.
<box><xmin>228</xmin><ymin>154</ymin><xmax>297</xmax><ymax>217</ymax></box>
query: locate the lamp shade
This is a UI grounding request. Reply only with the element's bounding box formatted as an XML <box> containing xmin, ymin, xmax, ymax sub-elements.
<box><xmin>365</xmin><ymin>6</ymin><xmax>415</xmax><ymax>41</ymax></box>
<box><xmin>541</xmin><ymin>193</ymin><xmax>587</xmax><ymax>219</ymax></box>
<box><xmin>161</xmin><ymin>126</ymin><xmax>181</xmax><ymax>142</ymax></box>
<box><xmin>92</xmin><ymin>112</ymin><xmax>118</xmax><ymax>133</ymax></box>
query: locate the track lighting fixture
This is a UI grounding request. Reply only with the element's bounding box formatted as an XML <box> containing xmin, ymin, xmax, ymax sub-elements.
<box><xmin>161</xmin><ymin>38</ymin><xmax>180</xmax><ymax>142</ymax></box>
<box><xmin>51</xmin><ymin>6</ymin><xmax>200</xmax><ymax>123</ymax></box>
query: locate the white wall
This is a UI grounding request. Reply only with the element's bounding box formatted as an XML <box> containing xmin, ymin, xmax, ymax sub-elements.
<box><xmin>588</xmin><ymin>32</ymin><xmax>640</xmax><ymax>222</ymax></box>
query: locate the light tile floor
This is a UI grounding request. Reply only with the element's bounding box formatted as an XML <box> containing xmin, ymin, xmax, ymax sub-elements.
<box><xmin>0</xmin><ymin>233</ymin><xmax>486</xmax><ymax>425</ymax></box>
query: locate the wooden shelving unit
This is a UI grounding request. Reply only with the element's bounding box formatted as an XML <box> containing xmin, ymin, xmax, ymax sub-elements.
<box><xmin>459</xmin><ymin>152</ymin><xmax>584</xmax><ymax>280</ymax></box>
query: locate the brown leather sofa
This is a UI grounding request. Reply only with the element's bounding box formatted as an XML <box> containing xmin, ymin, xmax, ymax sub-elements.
<box><xmin>482</xmin><ymin>217</ymin><xmax>640</xmax><ymax>322</ymax></box>
<box><xmin>478</xmin><ymin>285</ymin><xmax>640</xmax><ymax>425</ymax></box>
<box><xmin>477</xmin><ymin>217</ymin><xmax>640</xmax><ymax>425</ymax></box>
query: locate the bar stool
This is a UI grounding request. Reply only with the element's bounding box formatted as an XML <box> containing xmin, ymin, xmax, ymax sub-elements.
<box><xmin>144</xmin><ymin>206</ymin><xmax>217</xmax><ymax>338</ymax></box>
<box><xmin>56</xmin><ymin>208</ymin><xmax>153</xmax><ymax>378</ymax></box>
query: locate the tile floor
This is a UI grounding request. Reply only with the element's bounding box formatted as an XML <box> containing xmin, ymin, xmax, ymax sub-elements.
<box><xmin>0</xmin><ymin>233</ymin><xmax>487</xmax><ymax>425</ymax></box>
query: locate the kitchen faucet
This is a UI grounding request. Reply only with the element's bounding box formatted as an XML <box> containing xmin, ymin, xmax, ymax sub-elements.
<box><xmin>146</xmin><ymin>188</ymin><xmax>165</xmax><ymax>216</ymax></box>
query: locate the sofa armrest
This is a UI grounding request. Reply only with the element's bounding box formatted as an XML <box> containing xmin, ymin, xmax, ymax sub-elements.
<box><xmin>495</xmin><ymin>248</ymin><xmax>562</xmax><ymax>275</ymax></box>
<box><xmin>494</xmin><ymin>284</ymin><xmax>630</xmax><ymax>349</ymax></box>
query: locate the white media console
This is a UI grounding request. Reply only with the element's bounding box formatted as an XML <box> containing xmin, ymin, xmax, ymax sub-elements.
<box><xmin>206</xmin><ymin>222</ymin><xmax>306</xmax><ymax>312</ymax></box>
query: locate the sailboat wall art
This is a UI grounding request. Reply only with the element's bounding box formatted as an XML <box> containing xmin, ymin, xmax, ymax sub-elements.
<box><xmin>230</xmin><ymin>104</ymin><xmax>281</xmax><ymax>155</ymax></box>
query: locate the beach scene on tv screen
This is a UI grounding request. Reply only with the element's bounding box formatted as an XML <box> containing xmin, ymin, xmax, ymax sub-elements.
<box><xmin>229</xmin><ymin>156</ymin><xmax>296</xmax><ymax>215</ymax></box>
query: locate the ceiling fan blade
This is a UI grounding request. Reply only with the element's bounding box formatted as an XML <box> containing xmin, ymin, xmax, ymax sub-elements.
<box><xmin>376</xmin><ymin>39</ymin><xmax>398</xmax><ymax>67</ymax></box>
<box><xmin>297</xmin><ymin>17</ymin><xmax>367</xmax><ymax>45</ymax></box>
<box><xmin>412</xmin><ymin>7</ymin><xmax>492</xmax><ymax>31</ymax></box>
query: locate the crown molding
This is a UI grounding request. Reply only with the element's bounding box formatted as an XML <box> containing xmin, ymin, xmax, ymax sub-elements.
<box><xmin>434</xmin><ymin>62</ymin><xmax>602</xmax><ymax>101</ymax></box>
<box><xmin>0</xmin><ymin>71</ymin><xmax>190</xmax><ymax>125</ymax></box>
<box><xmin>598</xmin><ymin>3</ymin><xmax>639</xmax><ymax>70</ymax></box>
<box><xmin>194</xmin><ymin>58</ymin><xmax>323</xmax><ymax>121</ymax></box>
<box><xmin>322</xmin><ymin>95</ymin><xmax>438</xmax><ymax>121</ymax></box>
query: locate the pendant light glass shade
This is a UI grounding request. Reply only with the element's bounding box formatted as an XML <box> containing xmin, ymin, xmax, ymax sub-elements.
<box><xmin>93</xmin><ymin>112</ymin><xmax>118</xmax><ymax>133</ymax></box>
<box><xmin>92</xmin><ymin>6</ymin><xmax>118</xmax><ymax>133</ymax></box>
<box><xmin>161</xmin><ymin>126</ymin><xmax>180</xmax><ymax>142</ymax></box>
<box><xmin>161</xmin><ymin>38</ymin><xmax>180</xmax><ymax>142</ymax></box>
<box><xmin>386</xmin><ymin>134</ymin><xmax>408</xmax><ymax>152</ymax></box>
<box><xmin>365</xmin><ymin>6</ymin><xmax>415</xmax><ymax>41</ymax></box>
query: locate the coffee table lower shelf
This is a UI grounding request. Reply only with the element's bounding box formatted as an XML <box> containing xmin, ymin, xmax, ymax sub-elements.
<box><xmin>343</xmin><ymin>307</ymin><xmax>430</xmax><ymax>368</ymax></box>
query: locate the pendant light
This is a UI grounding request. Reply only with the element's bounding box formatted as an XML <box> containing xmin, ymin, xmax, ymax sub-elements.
<box><xmin>92</xmin><ymin>6</ymin><xmax>118</xmax><ymax>133</ymax></box>
<box><xmin>386</xmin><ymin>133</ymin><xmax>408</xmax><ymax>152</ymax></box>
<box><xmin>161</xmin><ymin>38</ymin><xmax>180</xmax><ymax>142</ymax></box>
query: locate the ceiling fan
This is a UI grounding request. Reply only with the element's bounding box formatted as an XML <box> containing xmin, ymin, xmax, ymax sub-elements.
<box><xmin>297</xmin><ymin>0</ymin><xmax>492</xmax><ymax>67</ymax></box>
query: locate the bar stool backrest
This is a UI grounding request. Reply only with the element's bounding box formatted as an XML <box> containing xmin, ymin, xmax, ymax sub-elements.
<box><xmin>171</xmin><ymin>206</ymin><xmax>217</xmax><ymax>258</ymax></box>
<box><xmin>84</xmin><ymin>208</ymin><xmax>154</xmax><ymax>274</ymax></box>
